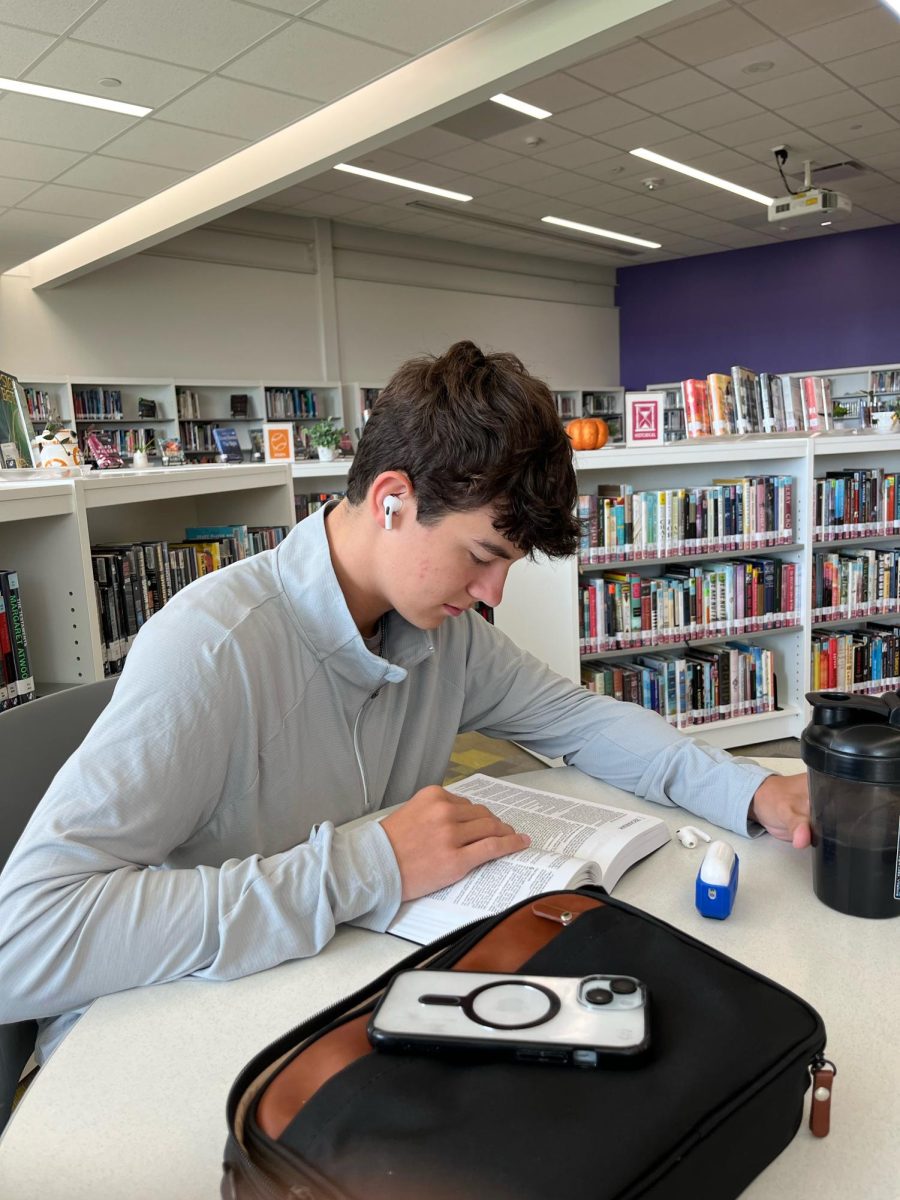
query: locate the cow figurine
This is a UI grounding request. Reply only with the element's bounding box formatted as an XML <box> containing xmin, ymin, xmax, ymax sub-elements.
<box><xmin>33</xmin><ymin>426</ymin><xmax>83</xmax><ymax>469</ymax></box>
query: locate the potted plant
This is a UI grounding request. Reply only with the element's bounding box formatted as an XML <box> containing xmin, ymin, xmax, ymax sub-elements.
<box><xmin>309</xmin><ymin>419</ymin><xmax>345</xmax><ymax>461</ymax></box>
<box><xmin>32</xmin><ymin>409</ymin><xmax>83</xmax><ymax>470</ymax></box>
<box><xmin>132</xmin><ymin>435</ymin><xmax>155</xmax><ymax>469</ymax></box>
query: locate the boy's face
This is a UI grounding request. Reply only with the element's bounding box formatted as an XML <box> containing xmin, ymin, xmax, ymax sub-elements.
<box><xmin>387</xmin><ymin>503</ymin><xmax>526</xmax><ymax>630</ymax></box>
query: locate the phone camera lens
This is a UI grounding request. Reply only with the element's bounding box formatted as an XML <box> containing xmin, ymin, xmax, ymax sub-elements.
<box><xmin>584</xmin><ymin>986</ymin><xmax>613</xmax><ymax>1006</ymax></box>
<box><xmin>610</xmin><ymin>978</ymin><xmax>637</xmax><ymax>995</ymax></box>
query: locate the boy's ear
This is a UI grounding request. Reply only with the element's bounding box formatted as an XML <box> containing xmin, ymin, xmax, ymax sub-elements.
<box><xmin>370</xmin><ymin>471</ymin><xmax>412</xmax><ymax>526</ymax></box>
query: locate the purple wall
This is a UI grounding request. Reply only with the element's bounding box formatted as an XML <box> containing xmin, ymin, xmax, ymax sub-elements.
<box><xmin>617</xmin><ymin>223</ymin><xmax>900</xmax><ymax>388</ymax></box>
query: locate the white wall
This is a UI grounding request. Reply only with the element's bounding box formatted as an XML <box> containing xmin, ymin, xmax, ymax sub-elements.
<box><xmin>0</xmin><ymin>213</ymin><xmax>618</xmax><ymax>387</ymax></box>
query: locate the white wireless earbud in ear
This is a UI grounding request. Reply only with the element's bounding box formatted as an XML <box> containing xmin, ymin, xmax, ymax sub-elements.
<box><xmin>383</xmin><ymin>495</ymin><xmax>403</xmax><ymax>529</ymax></box>
<box><xmin>675</xmin><ymin>825</ymin><xmax>712</xmax><ymax>849</ymax></box>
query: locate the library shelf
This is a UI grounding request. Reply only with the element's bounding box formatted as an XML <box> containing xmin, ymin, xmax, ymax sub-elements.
<box><xmin>580</xmin><ymin>621</ymin><xmax>802</xmax><ymax>663</ymax></box>
<box><xmin>579</xmin><ymin>544</ymin><xmax>804</xmax><ymax>572</ymax></box>
<box><xmin>680</xmin><ymin>705</ymin><xmax>800</xmax><ymax>749</ymax></box>
<box><xmin>0</xmin><ymin>464</ymin><xmax>294</xmax><ymax>694</ymax></box>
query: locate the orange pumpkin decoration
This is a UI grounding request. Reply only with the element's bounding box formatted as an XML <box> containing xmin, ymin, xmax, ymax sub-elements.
<box><xmin>566</xmin><ymin>417</ymin><xmax>609</xmax><ymax>451</ymax></box>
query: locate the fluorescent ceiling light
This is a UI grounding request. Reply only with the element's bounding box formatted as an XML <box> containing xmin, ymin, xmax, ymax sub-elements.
<box><xmin>334</xmin><ymin>163</ymin><xmax>472</xmax><ymax>201</ymax></box>
<box><xmin>0</xmin><ymin>76</ymin><xmax>152</xmax><ymax>116</ymax></box>
<box><xmin>882</xmin><ymin>0</ymin><xmax>900</xmax><ymax>16</ymax></box>
<box><xmin>630</xmin><ymin>147</ymin><xmax>773</xmax><ymax>206</ymax></box>
<box><xmin>542</xmin><ymin>215</ymin><xmax>661</xmax><ymax>249</ymax></box>
<box><xmin>490</xmin><ymin>92</ymin><xmax>552</xmax><ymax>119</ymax></box>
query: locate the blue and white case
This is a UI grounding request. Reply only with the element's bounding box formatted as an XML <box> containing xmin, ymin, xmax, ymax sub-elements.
<box><xmin>695</xmin><ymin>840</ymin><xmax>739</xmax><ymax>919</ymax></box>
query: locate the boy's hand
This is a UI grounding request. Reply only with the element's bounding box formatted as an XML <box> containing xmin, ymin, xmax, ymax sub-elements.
<box><xmin>749</xmin><ymin>772</ymin><xmax>811</xmax><ymax>849</ymax></box>
<box><xmin>381</xmin><ymin>785</ymin><xmax>531</xmax><ymax>901</ymax></box>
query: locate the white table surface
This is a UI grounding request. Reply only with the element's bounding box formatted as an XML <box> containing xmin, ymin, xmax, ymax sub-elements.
<box><xmin>0</xmin><ymin>759</ymin><xmax>897</xmax><ymax>1200</ymax></box>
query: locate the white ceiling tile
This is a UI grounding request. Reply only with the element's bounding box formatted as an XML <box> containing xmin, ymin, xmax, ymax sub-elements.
<box><xmin>377</xmin><ymin>213</ymin><xmax>456</xmax><ymax>235</ymax></box>
<box><xmin>520</xmin><ymin>169</ymin><xmax>605</xmax><ymax>198</ymax></box>
<box><xmin>602</xmin><ymin>115</ymin><xmax>688</xmax><ymax>150</ymax></box>
<box><xmin>477</xmin><ymin>157</ymin><xmax>561</xmax><ymax>185</ymax></box>
<box><xmin>156</xmin><ymin>77</ymin><xmax>316</xmax><ymax>139</ymax></box>
<box><xmin>0</xmin><ymin>94</ymin><xmax>137</xmax><ymax>151</ymax></box>
<box><xmin>348</xmin><ymin>149</ymin><xmax>419</xmax><ymax>173</ymax></box>
<box><xmin>649</xmin><ymin>8</ymin><xmax>773</xmax><ymax>65</ymax></box>
<box><xmin>0</xmin><ymin>206</ymin><xmax>95</xmax><ymax>239</ymax></box>
<box><xmin>26</xmin><ymin>40</ymin><xmax>204</xmax><ymax>110</ymax></box>
<box><xmin>482</xmin><ymin>121</ymin><xmax>579</xmax><ymax>155</ymax></box>
<box><xmin>791</xmin><ymin>7</ymin><xmax>900</xmax><ymax>63</ymax></box>
<box><xmin>286</xmin><ymin>193</ymin><xmax>372</xmax><ymax>216</ymax></box>
<box><xmin>0</xmin><ymin>137</ymin><xmax>84</xmax><ymax>181</ymax></box>
<box><xmin>431</xmin><ymin>142</ymin><xmax>518</xmax><ymax>172</ymax></box>
<box><xmin>690</xmin><ymin>148</ymin><xmax>757</xmax><ymax>173</ymax></box>
<box><xmin>585</xmin><ymin>193</ymin><xmax>665</xmax><ymax>217</ymax></box>
<box><xmin>304</xmin><ymin>0</ymin><xmax>526</xmax><ymax>55</ymax></box>
<box><xmin>830</xmin><ymin>44</ymin><xmax>900</xmax><ymax>86</ymax></box>
<box><xmin>829</xmin><ymin>127</ymin><xmax>900</xmax><ymax>157</ymax></box>
<box><xmin>735</xmin><ymin>135</ymin><xmax>843</xmax><ymax>167</ymax></box>
<box><xmin>385</xmin><ymin>127</ymin><xmax>472</xmax><ymax>160</ymax></box>
<box><xmin>54</xmin><ymin>155</ymin><xmax>189</xmax><ymax>196</ymax></box>
<box><xmin>618</xmin><ymin>69</ymin><xmax>725</xmax><ymax>113</ymax></box>
<box><xmin>699</xmin><ymin>39</ymin><xmax>816</xmax><ymax>89</ymax></box>
<box><xmin>553</xmin><ymin>96</ymin><xmax>647</xmax><ymax>136</ymax></box>
<box><xmin>0</xmin><ymin>22</ymin><xmax>55</xmax><ymax>75</ymax></box>
<box><xmin>327</xmin><ymin>179</ymin><xmax>408</xmax><ymax>204</ymax></box>
<box><xmin>743</xmin><ymin>0</ymin><xmax>878</xmax><ymax>38</ymax></box>
<box><xmin>0</xmin><ymin>176</ymin><xmax>41</xmax><ymax>205</ymax></box>
<box><xmin>532</xmin><ymin>137</ymin><xmax>619</xmax><ymax>169</ymax></box>
<box><xmin>560</xmin><ymin>181</ymin><xmax>632</xmax><ymax>207</ymax></box>
<box><xmin>514</xmin><ymin>72</ymin><xmax>603</xmax><ymax>114</ymax></box>
<box><xmin>859</xmin><ymin>78</ymin><xmax>900</xmax><ymax>107</ymax></box>
<box><xmin>636</xmin><ymin>132</ymin><xmax>723</xmax><ymax>161</ymax></box>
<box><xmin>427</xmin><ymin>171</ymin><xmax>509</xmax><ymax>196</ymax></box>
<box><xmin>470</xmin><ymin>187</ymin><xmax>543</xmax><ymax>213</ymax></box>
<box><xmin>702</xmin><ymin>111</ymin><xmax>797</xmax><ymax>146</ymax></box>
<box><xmin>236</xmin><ymin>0</ymin><xmax>320</xmax><ymax>12</ymax></box>
<box><xmin>776</xmin><ymin>92</ymin><xmax>878</xmax><ymax>132</ymax></box>
<box><xmin>849</xmin><ymin>182</ymin><xmax>900</xmax><ymax>213</ymax></box>
<box><xmin>100</xmin><ymin>120</ymin><xmax>247</xmax><ymax>169</ymax></box>
<box><xmin>740</xmin><ymin>66</ymin><xmax>842</xmax><ymax>110</ymax></box>
<box><xmin>74</xmin><ymin>0</ymin><xmax>287</xmax><ymax>71</ymax></box>
<box><xmin>17</xmin><ymin>182</ymin><xmax>137</xmax><ymax>218</ymax></box>
<box><xmin>0</xmin><ymin>0</ymin><xmax>97</xmax><ymax>34</ymax></box>
<box><xmin>810</xmin><ymin>110</ymin><xmax>899</xmax><ymax>146</ymax></box>
<box><xmin>223</xmin><ymin>21</ymin><xmax>407</xmax><ymax>101</ymax></box>
<box><xmin>668</xmin><ymin>92</ymin><xmax>764</xmax><ymax>132</ymax></box>
<box><xmin>567</xmin><ymin>41</ymin><xmax>682</xmax><ymax>92</ymax></box>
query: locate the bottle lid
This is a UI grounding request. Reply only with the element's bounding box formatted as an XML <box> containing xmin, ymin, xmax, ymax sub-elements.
<box><xmin>801</xmin><ymin>690</ymin><xmax>900</xmax><ymax>784</ymax></box>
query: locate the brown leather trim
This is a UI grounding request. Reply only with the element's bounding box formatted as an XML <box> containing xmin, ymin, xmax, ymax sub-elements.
<box><xmin>808</xmin><ymin>1066</ymin><xmax>834</xmax><ymax>1138</ymax></box>
<box><xmin>255</xmin><ymin>892</ymin><xmax>604</xmax><ymax>1140</ymax></box>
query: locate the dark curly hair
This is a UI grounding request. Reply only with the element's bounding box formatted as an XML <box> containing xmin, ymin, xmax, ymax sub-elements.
<box><xmin>346</xmin><ymin>341</ymin><xmax>579</xmax><ymax>559</ymax></box>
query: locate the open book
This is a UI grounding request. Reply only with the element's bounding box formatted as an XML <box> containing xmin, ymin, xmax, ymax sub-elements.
<box><xmin>387</xmin><ymin>773</ymin><xmax>670</xmax><ymax>945</ymax></box>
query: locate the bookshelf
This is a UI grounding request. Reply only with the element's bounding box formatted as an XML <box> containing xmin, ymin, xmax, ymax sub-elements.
<box><xmin>19</xmin><ymin>377</ymin><xmax>349</xmax><ymax>464</ymax></box>
<box><xmin>344</xmin><ymin>383</ymin><xmax>385</xmax><ymax>442</ymax></box>
<box><xmin>0</xmin><ymin>465</ymin><xmax>293</xmax><ymax>693</ymax></box>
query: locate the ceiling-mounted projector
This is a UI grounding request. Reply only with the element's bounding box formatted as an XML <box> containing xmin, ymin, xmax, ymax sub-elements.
<box><xmin>767</xmin><ymin>188</ymin><xmax>852</xmax><ymax>223</ymax></box>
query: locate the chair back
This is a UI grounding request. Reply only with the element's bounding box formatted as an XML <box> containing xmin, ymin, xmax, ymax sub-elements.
<box><xmin>0</xmin><ymin>677</ymin><xmax>118</xmax><ymax>1133</ymax></box>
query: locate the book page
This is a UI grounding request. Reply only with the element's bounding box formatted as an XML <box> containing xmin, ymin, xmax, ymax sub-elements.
<box><xmin>386</xmin><ymin>773</ymin><xmax>669</xmax><ymax>945</ymax></box>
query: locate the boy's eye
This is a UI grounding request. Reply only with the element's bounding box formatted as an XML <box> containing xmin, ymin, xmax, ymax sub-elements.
<box><xmin>470</xmin><ymin>553</ymin><xmax>490</xmax><ymax>566</ymax></box>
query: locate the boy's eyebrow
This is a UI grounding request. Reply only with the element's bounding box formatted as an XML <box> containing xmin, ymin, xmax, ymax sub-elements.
<box><xmin>474</xmin><ymin>538</ymin><xmax>513</xmax><ymax>560</ymax></box>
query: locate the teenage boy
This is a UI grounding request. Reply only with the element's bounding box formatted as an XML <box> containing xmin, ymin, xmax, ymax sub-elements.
<box><xmin>0</xmin><ymin>341</ymin><xmax>808</xmax><ymax>1061</ymax></box>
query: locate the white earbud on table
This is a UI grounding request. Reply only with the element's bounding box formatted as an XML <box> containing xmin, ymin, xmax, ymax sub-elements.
<box><xmin>675</xmin><ymin>825</ymin><xmax>712</xmax><ymax>849</ymax></box>
<box><xmin>383</xmin><ymin>495</ymin><xmax>403</xmax><ymax>529</ymax></box>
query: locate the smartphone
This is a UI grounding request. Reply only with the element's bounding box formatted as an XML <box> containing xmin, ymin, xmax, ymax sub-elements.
<box><xmin>367</xmin><ymin>970</ymin><xmax>650</xmax><ymax>1067</ymax></box>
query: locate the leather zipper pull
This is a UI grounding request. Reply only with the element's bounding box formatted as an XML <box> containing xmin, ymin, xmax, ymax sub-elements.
<box><xmin>809</xmin><ymin>1057</ymin><xmax>837</xmax><ymax>1138</ymax></box>
<box><xmin>531</xmin><ymin>899</ymin><xmax>578</xmax><ymax>925</ymax></box>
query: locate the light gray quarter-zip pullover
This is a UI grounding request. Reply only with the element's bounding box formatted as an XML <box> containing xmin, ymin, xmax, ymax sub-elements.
<box><xmin>0</xmin><ymin>505</ymin><xmax>770</xmax><ymax>1060</ymax></box>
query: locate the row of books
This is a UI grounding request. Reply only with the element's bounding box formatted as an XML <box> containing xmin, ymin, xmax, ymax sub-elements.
<box><xmin>577</xmin><ymin>476</ymin><xmax>794</xmax><ymax>565</ymax></box>
<box><xmin>682</xmin><ymin>370</ymin><xmax>830</xmax><ymax>436</ymax></box>
<box><xmin>79</xmin><ymin>426</ymin><xmax>159</xmax><ymax>459</ymax></box>
<box><xmin>22</xmin><ymin>387</ymin><xmax>53</xmax><ymax>422</ymax></box>
<box><xmin>294</xmin><ymin>491</ymin><xmax>344</xmax><ymax>522</ymax></box>
<box><xmin>812</xmin><ymin>548</ymin><xmax>900</xmax><ymax>620</ymax></box>
<box><xmin>581</xmin><ymin>642</ymin><xmax>776</xmax><ymax>729</ymax></box>
<box><xmin>73</xmin><ymin>387</ymin><xmax>124</xmax><ymax>420</ymax></box>
<box><xmin>811</xmin><ymin>624</ymin><xmax>900</xmax><ymax>692</ymax></box>
<box><xmin>814</xmin><ymin>469</ymin><xmax>900</xmax><ymax>539</ymax></box>
<box><xmin>579</xmin><ymin>558</ymin><xmax>799</xmax><ymax>654</ymax></box>
<box><xmin>265</xmin><ymin>388</ymin><xmax>321</xmax><ymax>420</ymax></box>
<box><xmin>176</xmin><ymin>389</ymin><xmax>201</xmax><ymax>419</ymax></box>
<box><xmin>871</xmin><ymin>370</ymin><xmax>900</xmax><ymax>393</ymax></box>
<box><xmin>179</xmin><ymin>421</ymin><xmax>232</xmax><ymax>452</ymax></box>
<box><xmin>0</xmin><ymin>570</ymin><xmax>34</xmax><ymax>710</ymax></box>
<box><xmin>91</xmin><ymin>524</ymin><xmax>288</xmax><ymax>674</ymax></box>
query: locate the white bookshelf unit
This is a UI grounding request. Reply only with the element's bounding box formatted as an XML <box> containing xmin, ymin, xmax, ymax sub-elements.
<box><xmin>19</xmin><ymin>377</ymin><xmax>349</xmax><ymax>464</ymax></box>
<box><xmin>0</xmin><ymin>464</ymin><xmax>293</xmax><ymax>693</ymax></box>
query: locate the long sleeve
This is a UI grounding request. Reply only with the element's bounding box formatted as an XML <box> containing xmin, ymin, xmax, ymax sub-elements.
<box><xmin>0</xmin><ymin>602</ymin><xmax>402</xmax><ymax>1028</ymax></box>
<box><xmin>458</xmin><ymin>617</ymin><xmax>771</xmax><ymax>836</ymax></box>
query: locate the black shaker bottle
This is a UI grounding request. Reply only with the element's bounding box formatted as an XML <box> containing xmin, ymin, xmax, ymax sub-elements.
<box><xmin>801</xmin><ymin>690</ymin><xmax>900</xmax><ymax>918</ymax></box>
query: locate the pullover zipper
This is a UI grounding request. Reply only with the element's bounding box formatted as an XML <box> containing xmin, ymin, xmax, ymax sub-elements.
<box><xmin>352</xmin><ymin>689</ymin><xmax>380</xmax><ymax>810</ymax></box>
